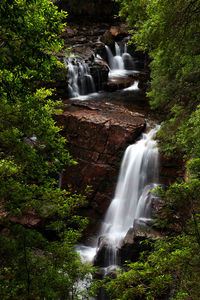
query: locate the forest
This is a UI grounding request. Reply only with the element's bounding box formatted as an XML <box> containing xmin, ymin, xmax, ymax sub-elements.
<box><xmin>1</xmin><ymin>0</ymin><xmax>200</xmax><ymax>299</ymax></box>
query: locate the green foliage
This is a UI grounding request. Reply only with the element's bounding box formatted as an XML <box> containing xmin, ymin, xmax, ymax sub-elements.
<box><xmin>0</xmin><ymin>224</ymin><xmax>93</xmax><ymax>300</ymax></box>
<box><xmin>103</xmin><ymin>234</ymin><xmax>200</xmax><ymax>299</ymax></box>
<box><xmin>0</xmin><ymin>0</ymin><xmax>92</xmax><ymax>298</ymax></box>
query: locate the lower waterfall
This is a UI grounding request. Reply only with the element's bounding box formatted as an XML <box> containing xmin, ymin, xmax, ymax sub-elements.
<box><xmin>98</xmin><ymin>126</ymin><xmax>159</xmax><ymax>268</ymax></box>
<box><xmin>77</xmin><ymin>126</ymin><xmax>160</xmax><ymax>271</ymax></box>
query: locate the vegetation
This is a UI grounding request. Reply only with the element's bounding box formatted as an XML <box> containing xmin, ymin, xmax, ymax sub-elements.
<box><xmin>0</xmin><ymin>0</ymin><xmax>92</xmax><ymax>298</ymax></box>
<box><xmin>96</xmin><ymin>0</ymin><xmax>200</xmax><ymax>299</ymax></box>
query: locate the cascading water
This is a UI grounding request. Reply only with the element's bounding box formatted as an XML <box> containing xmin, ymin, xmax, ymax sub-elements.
<box><xmin>98</xmin><ymin>126</ymin><xmax>159</xmax><ymax>267</ymax></box>
<box><xmin>65</xmin><ymin>58</ymin><xmax>96</xmax><ymax>98</ymax></box>
<box><xmin>105</xmin><ymin>42</ymin><xmax>136</xmax><ymax>77</ymax></box>
<box><xmin>77</xmin><ymin>126</ymin><xmax>160</xmax><ymax>270</ymax></box>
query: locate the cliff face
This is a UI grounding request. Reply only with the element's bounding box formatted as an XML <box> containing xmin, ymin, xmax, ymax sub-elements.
<box><xmin>57</xmin><ymin>100</ymin><xmax>146</xmax><ymax>232</ymax></box>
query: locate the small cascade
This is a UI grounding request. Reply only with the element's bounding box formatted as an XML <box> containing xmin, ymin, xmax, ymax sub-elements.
<box><xmin>105</xmin><ymin>42</ymin><xmax>136</xmax><ymax>77</ymax></box>
<box><xmin>65</xmin><ymin>58</ymin><xmax>96</xmax><ymax>98</ymax></box>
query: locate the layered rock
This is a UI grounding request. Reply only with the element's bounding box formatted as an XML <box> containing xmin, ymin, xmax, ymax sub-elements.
<box><xmin>57</xmin><ymin>100</ymin><xmax>146</xmax><ymax>231</ymax></box>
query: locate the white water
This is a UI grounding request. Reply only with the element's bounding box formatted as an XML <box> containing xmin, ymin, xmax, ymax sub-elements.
<box><xmin>123</xmin><ymin>81</ymin><xmax>139</xmax><ymax>91</ymax></box>
<box><xmin>106</xmin><ymin>42</ymin><xmax>137</xmax><ymax>78</ymax></box>
<box><xmin>65</xmin><ymin>58</ymin><xmax>96</xmax><ymax>98</ymax></box>
<box><xmin>77</xmin><ymin>126</ymin><xmax>160</xmax><ymax>267</ymax></box>
<box><xmin>99</xmin><ymin>127</ymin><xmax>159</xmax><ymax>248</ymax></box>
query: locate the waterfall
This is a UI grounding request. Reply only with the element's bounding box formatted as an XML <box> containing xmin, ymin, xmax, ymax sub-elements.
<box><xmin>98</xmin><ymin>126</ymin><xmax>159</xmax><ymax>266</ymax></box>
<box><xmin>105</xmin><ymin>42</ymin><xmax>136</xmax><ymax>77</ymax></box>
<box><xmin>65</xmin><ymin>58</ymin><xmax>96</xmax><ymax>98</ymax></box>
<box><xmin>77</xmin><ymin>126</ymin><xmax>160</xmax><ymax>268</ymax></box>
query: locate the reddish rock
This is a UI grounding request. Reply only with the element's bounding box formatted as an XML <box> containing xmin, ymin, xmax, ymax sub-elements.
<box><xmin>0</xmin><ymin>207</ymin><xmax>41</xmax><ymax>228</ymax></box>
<box><xmin>100</xmin><ymin>30</ymin><xmax>115</xmax><ymax>46</ymax></box>
<box><xmin>57</xmin><ymin>100</ymin><xmax>146</xmax><ymax>231</ymax></box>
<box><xmin>110</xmin><ymin>25</ymin><xmax>128</xmax><ymax>38</ymax></box>
<box><xmin>9</xmin><ymin>211</ymin><xmax>41</xmax><ymax>227</ymax></box>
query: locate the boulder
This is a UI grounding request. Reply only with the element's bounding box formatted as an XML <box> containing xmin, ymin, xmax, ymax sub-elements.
<box><xmin>94</xmin><ymin>235</ymin><xmax>120</xmax><ymax>267</ymax></box>
<box><xmin>110</xmin><ymin>25</ymin><xmax>128</xmax><ymax>40</ymax></box>
<box><xmin>119</xmin><ymin>222</ymin><xmax>161</xmax><ymax>264</ymax></box>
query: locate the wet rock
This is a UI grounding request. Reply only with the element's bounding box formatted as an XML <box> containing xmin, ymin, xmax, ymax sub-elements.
<box><xmin>94</xmin><ymin>221</ymin><xmax>160</xmax><ymax>268</ymax></box>
<box><xmin>119</xmin><ymin>222</ymin><xmax>161</xmax><ymax>264</ymax></box>
<box><xmin>129</xmin><ymin>72</ymin><xmax>150</xmax><ymax>91</ymax></box>
<box><xmin>120</xmin><ymin>235</ymin><xmax>152</xmax><ymax>264</ymax></box>
<box><xmin>94</xmin><ymin>235</ymin><xmax>120</xmax><ymax>268</ymax></box>
<box><xmin>90</xmin><ymin>62</ymin><xmax>109</xmax><ymax>91</ymax></box>
<box><xmin>61</xmin><ymin>22</ymin><xmax>149</xmax><ymax>96</ymax></box>
<box><xmin>94</xmin><ymin>244</ymin><xmax>110</xmax><ymax>267</ymax></box>
<box><xmin>62</xmin><ymin>23</ymin><xmax>112</xmax><ymax>95</ymax></box>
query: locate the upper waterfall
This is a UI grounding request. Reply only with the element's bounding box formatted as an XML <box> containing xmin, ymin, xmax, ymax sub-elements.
<box><xmin>105</xmin><ymin>42</ymin><xmax>137</xmax><ymax>78</ymax></box>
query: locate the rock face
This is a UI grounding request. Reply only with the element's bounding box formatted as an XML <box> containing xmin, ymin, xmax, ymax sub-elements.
<box><xmin>57</xmin><ymin>100</ymin><xmax>146</xmax><ymax>232</ymax></box>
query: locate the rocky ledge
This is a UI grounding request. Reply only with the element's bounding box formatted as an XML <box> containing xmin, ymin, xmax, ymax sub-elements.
<box><xmin>56</xmin><ymin>100</ymin><xmax>146</xmax><ymax>234</ymax></box>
